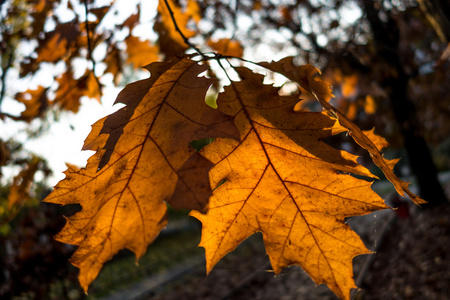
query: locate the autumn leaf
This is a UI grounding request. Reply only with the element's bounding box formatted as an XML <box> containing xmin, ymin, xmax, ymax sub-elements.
<box><xmin>54</xmin><ymin>70</ymin><xmax>101</xmax><ymax>113</ymax></box>
<box><xmin>191</xmin><ymin>67</ymin><xmax>388</xmax><ymax>299</ymax></box>
<box><xmin>341</xmin><ymin>74</ymin><xmax>359</xmax><ymax>98</ymax></box>
<box><xmin>103</xmin><ymin>45</ymin><xmax>123</xmax><ymax>85</ymax></box>
<box><xmin>36</xmin><ymin>33</ymin><xmax>68</xmax><ymax>63</ymax></box>
<box><xmin>125</xmin><ymin>36</ymin><xmax>159</xmax><ymax>68</ymax></box>
<box><xmin>44</xmin><ymin>57</ymin><xmax>239</xmax><ymax>292</ymax></box>
<box><xmin>186</xmin><ymin>0</ymin><xmax>202</xmax><ymax>23</ymax></box>
<box><xmin>8</xmin><ymin>157</ymin><xmax>41</xmax><ymax>209</ymax></box>
<box><xmin>208</xmin><ymin>38</ymin><xmax>244</xmax><ymax>58</ymax></box>
<box><xmin>364</xmin><ymin>95</ymin><xmax>377</xmax><ymax>114</ymax></box>
<box><xmin>154</xmin><ymin>0</ymin><xmax>196</xmax><ymax>58</ymax></box>
<box><xmin>259</xmin><ymin>57</ymin><xmax>425</xmax><ymax>205</ymax></box>
<box><xmin>37</xmin><ymin>22</ymin><xmax>80</xmax><ymax>63</ymax></box>
<box><xmin>15</xmin><ymin>86</ymin><xmax>49</xmax><ymax>122</ymax></box>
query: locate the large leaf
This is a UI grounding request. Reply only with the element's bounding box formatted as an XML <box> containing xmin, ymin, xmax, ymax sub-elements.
<box><xmin>191</xmin><ymin>67</ymin><xmax>389</xmax><ymax>300</ymax></box>
<box><xmin>259</xmin><ymin>57</ymin><xmax>425</xmax><ymax>205</ymax></box>
<box><xmin>44</xmin><ymin>57</ymin><xmax>238</xmax><ymax>291</ymax></box>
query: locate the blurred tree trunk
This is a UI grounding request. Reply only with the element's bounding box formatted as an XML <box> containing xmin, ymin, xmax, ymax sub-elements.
<box><xmin>362</xmin><ymin>0</ymin><xmax>448</xmax><ymax>206</ymax></box>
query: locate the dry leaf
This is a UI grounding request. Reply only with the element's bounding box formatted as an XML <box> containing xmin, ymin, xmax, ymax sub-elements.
<box><xmin>8</xmin><ymin>157</ymin><xmax>41</xmax><ymax>209</ymax></box>
<box><xmin>208</xmin><ymin>38</ymin><xmax>244</xmax><ymax>58</ymax></box>
<box><xmin>44</xmin><ymin>57</ymin><xmax>238</xmax><ymax>291</ymax></box>
<box><xmin>125</xmin><ymin>36</ymin><xmax>159</xmax><ymax>68</ymax></box>
<box><xmin>259</xmin><ymin>57</ymin><xmax>425</xmax><ymax>205</ymax></box>
<box><xmin>154</xmin><ymin>0</ymin><xmax>196</xmax><ymax>58</ymax></box>
<box><xmin>15</xmin><ymin>86</ymin><xmax>49</xmax><ymax>122</ymax></box>
<box><xmin>191</xmin><ymin>67</ymin><xmax>388</xmax><ymax>299</ymax></box>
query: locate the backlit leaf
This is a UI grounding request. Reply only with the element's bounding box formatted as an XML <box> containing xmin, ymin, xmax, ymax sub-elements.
<box><xmin>125</xmin><ymin>36</ymin><xmax>159</xmax><ymax>68</ymax></box>
<box><xmin>44</xmin><ymin>57</ymin><xmax>239</xmax><ymax>291</ymax></box>
<box><xmin>259</xmin><ymin>57</ymin><xmax>425</xmax><ymax>205</ymax></box>
<box><xmin>191</xmin><ymin>67</ymin><xmax>389</xmax><ymax>300</ymax></box>
<box><xmin>8</xmin><ymin>157</ymin><xmax>41</xmax><ymax>209</ymax></box>
<box><xmin>54</xmin><ymin>70</ymin><xmax>100</xmax><ymax>113</ymax></box>
<box><xmin>15</xmin><ymin>86</ymin><xmax>49</xmax><ymax>122</ymax></box>
<box><xmin>208</xmin><ymin>38</ymin><xmax>244</xmax><ymax>58</ymax></box>
<box><xmin>154</xmin><ymin>0</ymin><xmax>196</xmax><ymax>58</ymax></box>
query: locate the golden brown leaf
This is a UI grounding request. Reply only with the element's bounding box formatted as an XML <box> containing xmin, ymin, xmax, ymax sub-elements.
<box><xmin>44</xmin><ymin>57</ymin><xmax>239</xmax><ymax>292</ymax></box>
<box><xmin>54</xmin><ymin>70</ymin><xmax>101</xmax><ymax>113</ymax></box>
<box><xmin>125</xmin><ymin>36</ymin><xmax>159</xmax><ymax>68</ymax></box>
<box><xmin>341</xmin><ymin>74</ymin><xmax>358</xmax><ymax>98</ymax></box>
<box><xmin>186</xmin><ymin>0</ymin><xmax>202</xmax><ymax>23</ymax></box>
<box><xmin>259</xmin><ymin>57</ymin><xmax>425</xmax><ymax>205</ymax></box>
<box><xmin>103</xmin><ymin>45</ymin><xmax>123</xmax><ymax>85</ymax></box>
<box><xmin>36</xmin><ymin>33</ymin><xmax>68</xmax><ymax>63</ymax></box>
<box><xmin>191</xmin><ymin>67</ymin><xmax>388</xmax><ymax>300</ymax></box>
<box><xmin>208</xmin><ymin>38</ymin><xmax>244</xmax><ymax>58</ymax></box>
<box><xmin>15</xmin><ymin>86</ymin><xmax>49</xmax><ymax>122</ymax></box>
<box><xmin>154</xmin><ymin>0</ymin><xmax>196</xmax><ymax>58</ymax></box>
<box><xmin>8</xmin><ymin>157</ymin><xmax>41</xmax><ymax>209</ymax></box>
<box><xmin>37</xmin><ymin>22</ymin><xmax>81</xmax><ymax>63</ymax></box>
<box><xmin>364</xmin><ymin>95</ymin><xmax>377</xmax><ymax>114</ymax></box>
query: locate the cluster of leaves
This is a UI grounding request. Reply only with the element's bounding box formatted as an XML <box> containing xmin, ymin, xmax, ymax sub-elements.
<box><xmin>0</xmin><ymin>140</ymin><xmax>51</xmax><ymax>229</ymax></box>
<box><xmin>2</xmin><ymin>0</ymin><xmax>447</xmax><ymax>299</ymax></box>
<box><xmin>44</xmin><ymin>51</ymin><xmax>423</xmax><ymax>299</ymax></box>
<box><xmin>0</xmin><ymin>0</ymin><xmax>246</xmax><ymax>211</ymax></box>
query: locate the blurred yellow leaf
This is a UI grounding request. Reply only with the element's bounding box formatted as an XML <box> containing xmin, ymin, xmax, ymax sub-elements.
<box><xmin>208</xmin><ymin>38</ymin><xmax>244</xmax><ymax>58</ymax></box>
<box><xmin>364</xmin><ymin>95</ymin><xmax>377</xmax><ymax>114</ymax></box>
<box><xmin>15</xmin><ymin>86</ymin><xmax>49</xmax><ymax>122</ymax></box>
<box><xmin>125</xmin><ymin>36</ymin><xmax>159</xmax><ymax>67</ymax></box>
<box><xmin>8</xmin><ymin>157</ymin><xmax>41</xmax><ymax>209</ymax></box>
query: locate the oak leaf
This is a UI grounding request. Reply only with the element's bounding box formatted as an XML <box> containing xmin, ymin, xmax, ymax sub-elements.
<box><xmin>208</xmin><ymin>38</ymin><xmax>244</xmax><ymax>58</ymax></box>
<box><xmin>15</xmin><ymin>86</ymin><xmax>49</xmax><ymax>122</ymax></box>
<box><xmin>44</xmin><ymin>57</ymin><xmax>239</xmax><ymax>291</ymax></box>
<box><xmin>103</xmin><ymin>45</ymin><xmax>123</xmax><ymax>85</ymax></box>
<box><xmin>259</xmin><ymin>57</ymin><xmax>425</xmax><ymax>205</ymax></box>
<box><xmin>191</xmin><ymin>67</ymin><xmax>389</xmax><ymax>299</ymax></box>
<box><xmin>46</xmin><ymin>56</ymin><xmax>421</xmax><ymax>299</ymax></box>
<box><xmin>154</xmin><ymin>0</ymin><xmax>196</xmax><ymax>58</ymax></box>
<box><xmin>8</xmin><ymin>157</ymin><xmax>41</xmax><ymax>209</ymax></box>
<box><xmin>125</xmin><ymin>36</ymin><xmax>159</xmax><ymax>68</ymax></box>
<box><xmin>54</xmin><ymin>70</ymin><xmax>101</xmax><ymax>113</ymax></box>
<box><xmin>36</xmin><ymin>32</ymin><xmax>68</xmax><ymax>63</ymax></box>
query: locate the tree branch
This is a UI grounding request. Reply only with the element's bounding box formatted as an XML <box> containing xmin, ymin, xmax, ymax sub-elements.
<box><xmin>162</xmin><ymin>0</ymin><xmax>205</xmax><ymax>58</ymax></box>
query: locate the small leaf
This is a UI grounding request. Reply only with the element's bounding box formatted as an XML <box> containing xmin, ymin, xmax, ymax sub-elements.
<box><xmin>154</xmin><ymin>0</ymin><xmax>196</xmax><ymax>57</ymax></box>
<box><xmin>8</xmin><ymin>157</ymin><xmax>41</xmax><ymax>209</ymax></box>
<box><xmin>208</xmin><ymin>38</ymin><xmax>244</xmax><ymax>58</ymax></box>
<box><xmin>15</xmin><ymin>86</ymin><xmax>49</xmax><ymax>122</ymax></box>
<box><xmin>125</xmin><ymin>36</ymin><xmax>159</xmax><ymax>68</ymax></box>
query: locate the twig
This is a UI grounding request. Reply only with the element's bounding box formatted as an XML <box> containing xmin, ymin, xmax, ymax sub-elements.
<box><xmin>83</xmin><ymin>0</ymin><xmax>102</xmax><ymax>95</ymax></box>
<box><xmin>162</xmin><ymin>0</ymin><xmax>205</xmax><ymax>58</ymax></box>
<box><xmin>0</xmin><ymin>48</ymin><xmax>13</xmax><ymax>110</ymax></box>
<box><xmin>0</xmin><ymin>11</ymin><xmax>14</xmax><ymax>110</ymax></box>
<box><xmin>0</xmin><ymin>111</ymin><xmax>22</xmax><ymax>121</ymax></box>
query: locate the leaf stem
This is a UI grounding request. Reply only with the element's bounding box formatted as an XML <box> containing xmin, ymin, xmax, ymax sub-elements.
<box><xmin>162</xmin><ymin>0</ymin><xmax>205</xmax><ymax>58</ymax></box>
